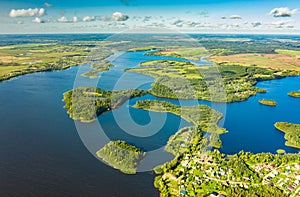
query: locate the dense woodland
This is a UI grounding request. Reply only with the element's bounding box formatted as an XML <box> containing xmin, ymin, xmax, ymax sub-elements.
<box><xmin>135</xmin><ymin>100</ymin><xmax>226</xmax><ymax>134</ymax></box>
<box><xmin>96</xmin><ymin>140</ymin><xmax>146</xmax><ymax>174</ymax></box>
<box><xmin>63</xmin><ymin>87</ymin><xmax>147</xmax><ymax>122</ymax></box>
<box><xmin>275</xmin><ymin>122</ymin><xmax>300</xmax><ymax>148</ymax></box>
<box><xmin>195</xmin><ymin>37</ymin><xmax>300</xmax><ymax>55</ymax></box>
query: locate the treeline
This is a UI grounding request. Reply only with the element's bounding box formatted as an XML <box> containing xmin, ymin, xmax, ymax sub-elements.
<box><xmin>274</xmin><ymin>122</ymin><xmax>300</xmax><ymax>149</ymax></box>
<box><xmin>225</xmin><ymin>185</ymin><xmax>287</xmax><ymax>197</ymax></box>
<box><xmin>197</xmin><ymin>38</ymin><xmax>300</xmax><ymax>55</ymax></box>
<box><xmin>63</xmin><ymin>87</ymin><xmax>147</xmax><ymax>122</ymax></box>
<box><xmin>135</xmin><ymin>100</ymin><xmax>226</xmax><ymax>134</ymax></box>
<box><xmin>96</xmin><ymin>140</ymin><xmax>146</xmax><ymax>174</ymax></box>
<box><xmin>146</xmin><ymin>50</ymin><xmax>182</xmax><ymax>58</ymax></box>
<box><xmin>237</xmin><ymin>150</ymin><xmax>300</xmax><ymax>166</ymax></box>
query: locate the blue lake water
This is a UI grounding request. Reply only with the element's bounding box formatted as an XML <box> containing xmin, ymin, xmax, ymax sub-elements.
<box><xmin>0</xmin><ymin>66</ymin><xmax>160</xmax><ymax>197</ymax></box>
<box><xmin>0</xmin><ymin>50</ymin><xmax>199</xmax><ymax>196</ymax></box>
<box><xmin>221</xmin><ymin>76</ymin><xmax>300</xmax><ymax>154</ymax></box>
<box><xmin>0</xmin><ymin>38</ymin><xmax>299</xmax><ymax>196</ymax></box>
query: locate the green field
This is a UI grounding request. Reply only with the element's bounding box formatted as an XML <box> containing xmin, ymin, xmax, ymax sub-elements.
<box><xmin>0</xmin><ymin>43</ymin><xmax>91</xmax><ymax>81</ymax></box>
<box><xmin>146</xmin><ymin>47</ymin><xmax>210</xmax><ymax>60</ymax></box>
<box><xmin>211</xmin><ymin>53</ymin><xmax>300</xmax><ymax>71</ymax></box>
<box><xmin>276</xmin><ymin>49</ymin><xmax>300</xmax><ymax>59</ymax></box>
<box><xmin>127</xmin><ymin>60</ymin><xmax>297</xmax><ymax>103</ymax></box>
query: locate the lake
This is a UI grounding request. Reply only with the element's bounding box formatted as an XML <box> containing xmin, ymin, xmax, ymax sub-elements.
<box><xmin>0</xmin><ymin>35</ymin><xmax>299</xmax><ymax>196</ymax></box>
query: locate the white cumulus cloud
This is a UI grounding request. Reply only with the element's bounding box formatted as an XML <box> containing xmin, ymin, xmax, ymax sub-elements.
<box><xmin>73</xmin><ymin>16</ymin><xmax>78</xmax><ymax>22</ymax></box>
<box><xmin>32</xmin><ymin>17</ymin><xmax>44</xmax><ymax>23</ymax></box>
<box><xmin>57</xmin><ymin>16</ymin><xmax>70</xmax><ymax>23</ymax></box>
<box><xmin>112</xmin><ymin>12</ymin><xmax>129</xmax><ymax>21</ymax></box>
<box><xmin>82</xmin><ymin>16</ymin><xmax>95</xmax><ymax>22</ymax></box>
<box><xmin>44</xmin><ymin>2</ymin><xmax>52</xmax><ymax>7</ymax></box>
<box><xmin>269</xmin><ymin>7</ymin><xmax>298</xmax><ymax>17</ymax></box>
<box><xmin>9</xmin><ymin>8</ymin><xmax>46</xmax><ymax>17</ymax></box>
<box><xmin>38</xmin><ymin>8</ymin><xmax>45</xmax><ymax>17</ymax></box>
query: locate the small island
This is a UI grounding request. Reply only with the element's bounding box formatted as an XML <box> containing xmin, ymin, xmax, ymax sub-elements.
<box><xmin>276</xmin><ymin>149</ymin><xmax>286</xmax><ymax>155</ymax></box>
<box><xmin>63</xmin><ymin>87</ymin><xmax>147</xmax><ymax>122</ymax></box>
<box><xmin>82</xmin><ymin>60</ymin><xmax>114</xmax><ymax>78</ymax></box>
<box><xmin>259</xmin><ymin>99</ymin><xmax>277</xmax><ymax>106</ymax></box>
<box><xmin>288</xmin><ymin>90</ymin><xmax>300</xmax><ymax>98</ymax></box>
<box><xmin>274</xmin><ymin>122</ymin><xmax>300</xmax><ymax>149</ymax></box>
<box><xmin>96</xmin><ymin>140</ymin><xmax>146</xmax><ymax>174</ymax></box>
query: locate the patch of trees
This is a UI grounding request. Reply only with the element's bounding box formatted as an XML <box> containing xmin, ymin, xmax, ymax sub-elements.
<box><xmin>63</xmin><ymin>87</ymin><xmax>147</xmax><ymax>122</ymax></box>
<box><xmin>96</xmin><ymin>140</ymin><xmax>146</xmax><ymax>174</ymax></box>
<box><xmin>275</xmin><ymin>122</ymin><xmax>300</xmax><ymax>149</ymax></box>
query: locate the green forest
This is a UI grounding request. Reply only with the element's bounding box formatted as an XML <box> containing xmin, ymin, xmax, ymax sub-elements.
<box><xmin>96</xmin><ymin>140</ymin><xmax>146</xmax><ymax>174</ymax></box>
<box><xmin>288</xmin><ymin>90</ymin><xmax>300</xmax><ymax>98</ymax></box>
<box><xmin>134</xmin><ymin>100</ymin><xmax>226</xmax><ymax>134</ymax></box>
<box><xmin>63</xmin><ymin>87</ymin><xmax>147</xmax><ymax>122</ymax></box>
<box><xmin>274</xmin><ymin>122</ymin><xmax>300</xmax><ymax>149</ymax></box>
<box><xmin>127</xmin><ymin>60</ymin><xmax>297</xmax><ymax>103</ymax></box>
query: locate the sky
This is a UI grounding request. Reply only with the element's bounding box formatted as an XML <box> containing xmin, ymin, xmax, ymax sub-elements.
<box><xmin>0</xmin><ymin>0</ymin><xmax>300</xmax><ymax>34</ymax></box>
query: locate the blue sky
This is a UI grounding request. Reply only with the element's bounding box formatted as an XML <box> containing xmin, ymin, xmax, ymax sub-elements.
<box><xmin>1</xmin><ymin>0</ymin><xmax>299</xmax><ymax>34</ymax></box>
